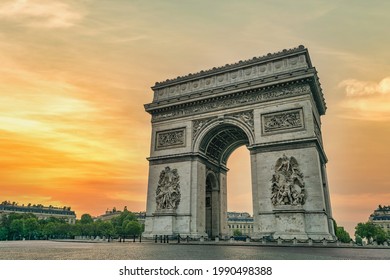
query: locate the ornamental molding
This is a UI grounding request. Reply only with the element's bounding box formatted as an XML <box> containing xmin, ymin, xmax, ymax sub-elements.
<box><xmin>152</xmin><ymin>84</ymin><xmax>310</xmax><ymax>122</ymax></box>
<box><xmin>262</xmin><ymin>108</ymin><xmax>304</xmax><ymax>134</ymax></box>
<box><xmin>271</xmin><ymin>155</ymin><xmax>306</xmax><ymax>206</ymax></box>
<box><xmin>155</xmin><ymin>166</ymin><xmax>181</xmax><ymax>211</ymax></box>
<box><xmin>155</xmin><ymin>128</ymin><xmax>186</xmax><ymax>150</ymax></box>
<box><xmin>313</xmin><ymin>117</ymin><xmax>323</xmax><ymax>145</ymax></box>
<box><xmin>152</xmin><ymin>46</ymin><xmax>309</xmax><ymax>97</ymax></box>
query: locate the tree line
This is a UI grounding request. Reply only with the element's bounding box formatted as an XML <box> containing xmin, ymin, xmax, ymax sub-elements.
<box><xmin>0</xmin><ymin>209</ymin><xmax>143</xmax><ymax>241</ymax></box>
<box><xmin>334</xmin><ymin>220</ymin><xmax>390</xmax><ymax>245</ymax></box>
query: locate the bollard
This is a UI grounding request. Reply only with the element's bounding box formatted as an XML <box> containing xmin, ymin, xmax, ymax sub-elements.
<box><xmin>160</xmin><ymin>235</ymin><xmax>163</xmax><ymax>243</ymax></box>
<box><xmin>167</xmin><ymin>235</ymin><xmax>169</xmax><ymax>243</ymax></box>
<box><xmin>178</xmin><ymin>234</ymin><xmax>180</xmax><ymax>244</ymax></box>
<box><xmin>155</xmin><ymin>235</ymin><xmax>157</xmax><ymax>243</ymax></box>
<box><xmin>186</xmin><ymin>235</ymin><xmax>189</xmax><ymax>243</ymax></box>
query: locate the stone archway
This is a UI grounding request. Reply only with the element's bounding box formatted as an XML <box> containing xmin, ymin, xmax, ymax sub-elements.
<box><xmin>143</xmin><ymin>46</ymin><xmax>336</xmax><ymax>240</ymax></box>
<box><xmin>199</xmin><ymin>122</ymin><xmax>251</xmax><ymax>239</ymax></box>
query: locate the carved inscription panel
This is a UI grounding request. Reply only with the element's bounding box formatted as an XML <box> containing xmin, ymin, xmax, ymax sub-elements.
<box><xmin>262</xmin><ymin>108</ymin><xmax>304</xmax><ymax>134</ymax></box>
<box><xmin>155</xmin><ymin>128</ymin><xmax>186</xmax><ymax>150</ymax></box>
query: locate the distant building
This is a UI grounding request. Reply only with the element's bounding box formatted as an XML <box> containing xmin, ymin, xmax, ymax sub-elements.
<box><xmin>0</xmin><ymin>201</ymin><xmax>76</xmax><ymax>224</ymax></box>
<box><xmin>94</xmin><ymin>207</ymin><xmax>146</xmax><ymax>225</ymax></box>
<box><xmin>94</xmin><ymin>208</ymin><xmax>122</xmax><ymax>221</ymax></box>
<box><xmin>369</xmin><ymin>205</ymin><xmax>390</xmax><ymax>232</ymax></box>
<box><xmin>227</xmin><ymin>212</ymin><xmax>254</xmax><ymax>237</ymax></box>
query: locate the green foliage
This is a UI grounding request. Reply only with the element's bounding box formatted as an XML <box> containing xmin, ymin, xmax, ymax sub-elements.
<box><xmin>233</xmin><ymin>229</ymin><xmax>243</xmax><ymax>236</ymax></box>
<box><xmin>335</xmin><ymin>226</ymin><xmax>352</xmax><ymax>243</ymax></box>
<box><xmin>10</xmin><ymin>219</ymin><xmax>24</xmax><ymax>239</ymax></box>
<box><xmin>355</xmin><ymin>235</ymin><xmax>363</xmax><ymax>245</ymax></box>
<box><xmin>0</xmin><ymin>227</ymin><xmax>8</xmax><ymax>240</ymax></box>
<box><xmin>0</xmin><ymin>210</ymin><xmax>143</xmax><ymax>241</ymax></box>
<box><xmin>124</xmin><ymin>221</ymin><xmax>142</xmax><ymax>237</ymax></box>
<box><xmin>80</xmin><ymin>214</ymin><xmax>94</xmax><ymax>224</ymax></box>
<box><xmin>24</xmin><ymin>218</ymin><xmax>39</xmax><ymax>240</ymax></box>
<box><xmin>355</xmin><ymin>222</ymin><xmax>389</xmax><ymax>244</ymax></box>
<box><xmin>375</xmin><ymin>229</ymin><xmax>388</xmax><ymax>245</ymax></box>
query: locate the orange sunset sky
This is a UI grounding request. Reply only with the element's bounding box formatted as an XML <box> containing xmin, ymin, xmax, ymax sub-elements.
<box><xmin>0</xmin><ymin>0</ymin><xmax>389</xmax><ymax>235</ymax></box>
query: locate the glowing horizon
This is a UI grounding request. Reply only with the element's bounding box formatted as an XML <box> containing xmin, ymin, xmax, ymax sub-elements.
<box><xmin>1</xmin><ymin>0</ymin><xmax>389</xmax><ymax>235</ymax></box>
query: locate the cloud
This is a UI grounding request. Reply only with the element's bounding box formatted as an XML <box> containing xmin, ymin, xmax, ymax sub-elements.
<box><xmin>338</xmin><ymin>77</ymin><xmax>390</xmax><ymax>121</ymax></box>
<box><xmin>0</xmin><ymin>0</ymin><xmax>82</xmax><ymax>28</ymax></box>
<box><xmin>339</xmin><ymin>77</ymin><xmax>390</xmax><ymax>97</ymax></box>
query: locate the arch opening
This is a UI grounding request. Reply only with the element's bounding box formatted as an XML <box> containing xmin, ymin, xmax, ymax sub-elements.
<box><xmin>199</xmin><ymin>124</ymin><xmax>250</xmax><ymax>165</ymax></box>
<box><xmin>199</xmin><ymin>124</ymin><xmax>252</xmax><ymax>238</ymax></box>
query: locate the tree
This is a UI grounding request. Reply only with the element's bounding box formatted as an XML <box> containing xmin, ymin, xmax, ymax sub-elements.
<box><xmin>355</xmin><ymin>222</ymin><xmax>388</xmax><ymax>244</ymax></box>
<box><xmin>43</xmin><ymin>222</ymin><xmax>57</xmax><ymax>239</ymax></box>
<box><xmin>0</xmin><ymin>227</ymin><xmax>8</xmax><ymax>241</ymax></box>
<box><xmin>233</xmin><ymin>229</ymin><xmax>242</xmax><ymax>236</ymax></box>
<box><xmin>335</xmin><ymin>226</ymin><xmax>351</xmax><ymax>243</ymax></box>
<box><xmin>80</xmin><ymin>214</ymin><xmax>94</xmax><ymax>224</ymax></box>
<box><xmin>375</xmin><ymin>229</ymin><xmax>388</xmax><ymax>245</ymax></box>
<box><xmin>98</xmin><ymin>221</ymin><xmax>114</xmax><ymax>238</ymax></box>
<box><xmin>10</xmin><ymin>219</ymin><xmax>24</xmax><ymax>240</ymax></box>
<box><xmin>124</xmin><ymin>221</ymin><xmax>142</xmax><ymax>237</ymax></box>
<box><xmin>355</xmin><ymin>235</ymin><xmax>363</xmax><ymax>245</ymax></box>
<box><xmin>333</xmin><ymin>220</ymin><xmax>351</xmax><ymax>243</ymax></box>
<box><xmin>24</xmin><ymin>218</ymin><xmax>39</xmax><ymax>240</ymax></box>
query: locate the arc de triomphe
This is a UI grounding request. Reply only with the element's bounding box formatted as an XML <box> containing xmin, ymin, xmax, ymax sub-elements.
<box><xmin>143</xmin><ymin>46</ymin><xmax>335</xmax><ymax>240</ymax></box>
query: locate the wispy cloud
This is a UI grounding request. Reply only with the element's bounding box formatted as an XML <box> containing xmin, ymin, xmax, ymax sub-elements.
<box><xmin>338</xmin><ymin>77</ymin><xmax>390</xmax><ymax>121</ymax></box>
<box><xmin>0</xmin><ymin>0</ymin><xmax>82</xmax><ymax>28</ymax></box>
<box><xmin>339</xmin><ymin>77</ymin><xmax>390</xmax><ymax>96</ymax></box>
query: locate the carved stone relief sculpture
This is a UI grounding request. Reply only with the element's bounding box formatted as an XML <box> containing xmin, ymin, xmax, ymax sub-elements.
<box><xmin>152</xmin><ymin>84</ymin><xmax>311</xmax><ymax>122</ymax></box>
<box><xmin>228</xmin><ymin>111</ymin><xmax>254</xmax><ymax>132</ymax></box>
<box><xmin>271</xmin><ymin>155</ymin><xmax>305</xmax><ymax>206</ymax></box>
<box><xmin>192</xmin><ymin>117</ymin><xmax>215</xmax><ymax>140</ymax></box>
<box><xmin>262</xmin><ymin>109</ymin><xmax>303</xmax><ymax>134</ymax></box>
<box><xmin>156</xmin><ymin>128</ymin><xmax>185</xmax><ymax>150</ymax></box>
<box><xmin>156</xmin><ymin>166</ymin><xmax>181</xmax><ymax>210</ymax></box>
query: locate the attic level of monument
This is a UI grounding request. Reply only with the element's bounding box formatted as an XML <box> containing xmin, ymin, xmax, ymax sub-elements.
<box><xmin>144</xmin><ymin>46</ymin><xmax>326</xmax><ymax>120</ymax></box>
<box><xmin>153</xmin><ymin>45</ymin><xmax>312</xmax><ymax>88</ymax></box>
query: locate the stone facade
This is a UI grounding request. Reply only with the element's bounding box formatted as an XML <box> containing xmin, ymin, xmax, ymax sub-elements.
<box><xmin>369</xmin><ymin>205</ymin><xmax>390</xmax><ymax>232</ymax></box>
<box><xmin>143</xmin><ymin>46</ymin><xmax>335</xmax><ymax>240</ymax></box>
<box><xmin>227</xmin><ymin>212</ymin><xmax>254</xmax><ymax>237</ymax></box>
<box><xmin>0</xmin><ymin>202</ymin><xmax>76</xmax><ymax>224</ymax></box>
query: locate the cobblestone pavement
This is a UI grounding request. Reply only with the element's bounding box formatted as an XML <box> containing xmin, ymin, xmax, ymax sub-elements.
<box><xmin>1</xmin><ymin>240</ymin><xmax>390</xmax><ymax>260</ymax></box>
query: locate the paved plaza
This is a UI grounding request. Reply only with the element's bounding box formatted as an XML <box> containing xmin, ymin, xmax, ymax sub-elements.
<box><xmin>1</xmin><ymin>241</ymin><xmax>390</xmax><ymax>260</ymax></box>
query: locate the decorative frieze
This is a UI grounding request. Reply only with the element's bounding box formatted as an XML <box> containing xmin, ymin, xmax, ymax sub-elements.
<box><xmin>271</xmin><ymin>155</ymin><xmax>306</xmax><ymax>206</ymax></box>
<box><xmin>262</xmin><ymin>108</ymin><xmax>304</xmax><ymax>134</ymax></box>
<box><xmin>152</xmin><ymin>48</ymin><xmax>308</xmax><ymax>101</ymax></box>
<box><xmin>156</xmin><ymin>166</ymin><xmax>181</xmax><ymax>210</ymax></box>
<box><xmin>155</xmin><ymin>128</ymin><xmax>186</xmax><ymax>150</ymax></box>
<box><xmin>152</xmin><ymin>84</ymin><xmax>310</xmax><ymax>122</ymax></box>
